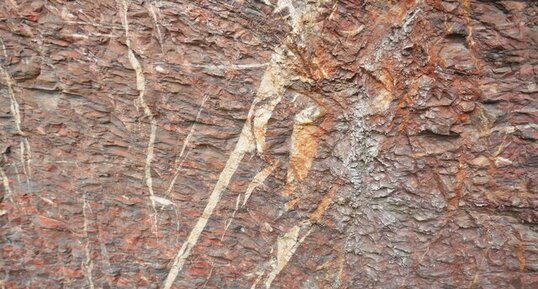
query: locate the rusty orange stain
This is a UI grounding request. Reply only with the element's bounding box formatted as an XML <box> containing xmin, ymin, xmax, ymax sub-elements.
<box><xmin>309</xmin><ymin>181</ymin><xmax>341</xmax><ymax>222</ymax></box>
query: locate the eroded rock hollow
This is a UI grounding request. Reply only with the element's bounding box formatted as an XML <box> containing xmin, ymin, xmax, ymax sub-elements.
<box><xmin>1</xmin><ymin>0</ymin><xmax>537</xmax><ymax>288</ymax></box>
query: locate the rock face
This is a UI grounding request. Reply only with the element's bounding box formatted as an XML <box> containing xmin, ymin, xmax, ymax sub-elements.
<box><xmin>0</xmin><ymin>0</ymin><xmax>537</xmax><ymax>288</ymax></box>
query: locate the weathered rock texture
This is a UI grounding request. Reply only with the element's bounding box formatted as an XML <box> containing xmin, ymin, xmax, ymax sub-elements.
<box><xmin>1</xmin><ymin>0</ymin><xmax>537</xmax><ymax>288</ymax></box>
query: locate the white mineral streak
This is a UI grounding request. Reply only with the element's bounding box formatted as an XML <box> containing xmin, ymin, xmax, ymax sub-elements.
<box><xmin>255</xmin><ymin>184</ymin><xmax>339</xmax><ymax>289</ymax></box>
<box><xmin>161</xmin><ymin>116</ymin><xmax>256</xmax><ymax>289</ymax></box>
<box><xmin>253</xmin><ymin>0</ymin><xmax>329</xmax><ymax>154</ymax></box>
<box><xmin>82</xmin><ymin>195</ymin><xmax>95</xmax><ymax>289</ymax></box>
<box><xmin>164</xmin><ymin>94</ymin><xmax>209</xmax><ymax>198</ymax></box>
<box><xmin>264</xmin><ymin>225</ymin><xmax>300</xmax><ymax>288</ymax></box>
<box><xmin>221</xmin><ymin>194</ymin><xmax>242</xmax><ymax>240</ymax></box>
<box><xmin>147</xmin><ymin>3</ymin><xmax>164</xmax><ymax>54</ymax></box>
<box><xmin>151</xmin><ymin>195</ymin><xmax>175</xmax><ymax>207</ymax></box>
<box><xmin>162</xmin><ymin>1</ymin><xmax>331</xmax><ymax>288</ymax></box>
<box><xmin>0</xmin><ymin>38</ymin><xmax>32</xmax><ymax>185</ymax></box>
<box><xmin>243</xmin><ymin>162</ymin><xmax>278</xmax><ymax>207</ymax></box>
<box><xmin>118</xmin><ymin>0</ymin><xmax>159</xmax><ymax>231</ymax></box>
<box><xmin>0</xmin><ymin>168</ymin><xmax>14</xmax><ymax>203</ymax></box>
<box><xmin>221</xmin><ymin>162</ymin><xmax>277</xmax><ymax>240</ymax></box>
<box><xmin>252</xmin><ymin>49</ymin><xmax>290</xmax><ymax>154</ymax></box>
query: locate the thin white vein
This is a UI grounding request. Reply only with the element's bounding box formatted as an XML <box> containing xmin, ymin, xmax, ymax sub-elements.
<box><xmin>178</xmin><ymin>94</ymin><xmax>208</xmax><ymax>164</ymax></box>
<box><xmin>221</xmin><ymin>162</ymin><xmax>277</xmax><ymax>240</ymax></box>
<box><xmin>250</xmin><ymin>272</ymin><xmax>265</xmax><ymax>289</ymax></box>
<box><xmin>19</xmin><ymin>139</ymin><xmax>32</xmax><ymax>183</ymax></box>
<box><xmin>164</xmin><ymin>94</ymin><xmax>208</xmax><ymax>198</ymax></box>
<box><xmin>161</xmin><ymin>0</ymin><xmax>334</xmax><ymax>285</ymax></box>
<box><xmin>201</xmin><ymin>261</ymin><xmax>215</xmax><ymax>289</ymax></box>
<box><xmin>251</xmin><ymin>49</ymin><xmax>289</xmax><ymax>154</ymax></box>
<box><xmin>10</xmin><ymin>162</ymin><xmax>22</xmax><ymax>188</ymax></box>
<box><xmin>221</xmin><ymin>194</ymin><xmax>241</xmax><ymax>241</ymax></box>
<box><xmin>251</xmin><ymin>0</ymin><xmax>332</xmax><ymax>154</ymax></box>
<box><xmin>119</xmin><ymin>0</ymin><xmax>159</xmax><ymax>230</ymax></box>
<box><xmin>161</xmin><ymin>120</ymin><xmax>256</xmax><ymax>289</ymax></box>
<box><xmin>155</xmin><ymin>149</ymin><xmax>190</xmax><ymax>228</ymax></box>
<box><xmin>3</xmin><ymin>70</ymin><xmax>23</xmax><ymax>134</ymax></box>
<box><xmin>264</xmin><ymin>225</ymin><xmax>313</xmax><ymax>289</ymax></box>
<box><xmin>243</xmin><ymin>163</ymin><xmax>277</xmax><ymax>206</ymax></box>
<box><xmin>82</xmin><ymin>195</ymin><xmax>95</xmax><ymax>289</ymax></box>
<box><xmin>254</xmin><ymin>183</ymin><xmax>339</xmax><ymax>289</ymax></box>
<box><xmin>151</xmin><ymin>195</ymin><xmax>175</xmax><ymax>207</ymax></box>
<box><xmin>147</xmin><ymin>3</ymin><xmax>164</xmax><ymax>54</ymax></box>
<box><xmin>0</xmin><ymin>168</ymin><xmax>14</xmax><ymax>203</ymax></box>
<box><xmin>1</xmin><ymin>39</ymin><xmax>32</xmax><ymax>184</ymax></box>
<box><xmin>161</xmin><ymin>47</ymin><xmax>290</xmax><ymax>288</ymax></box>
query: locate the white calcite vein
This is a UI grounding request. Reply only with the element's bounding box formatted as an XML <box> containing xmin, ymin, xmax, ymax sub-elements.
<box><xmin>252</xmin><ymin>183</ymin><xmax>340</xmax><ymax>289</ymax></box>
<box><xmin>118</xmin><ymin>0</ymin><xmax>159</xmax><ymax>231</ymax></box>
<box><xmin>0</xmin><ymin>167</ymin><xmax>14</xmax><ymax>203</ymax></box>
<box><xmin>264</xmin><ymin>225</ymin><xmax>313</xmax><ymax>289</ymax></box>
<box><xmin>161</xmin><ymin>1</ymin><xmax>332</xmax><ymax>288</ymax></box>
<box><xmin>165</xmin><ymin>94</ymin><xmax>209</xmax><ymax>198</ymax></box>
<box><xmin>0</xmin><ymin>39</ymin><xmax>32</xmax><ymax>186</ymax></box>
<box><xmin>82</xmin><ymin>195</ymin><xmax>95</xmax><ymax>289</ymax></box>
<box><xmin>221</xmin><ymin>162</ymin><xmax>277</xmax><ymax>240</ymax></box>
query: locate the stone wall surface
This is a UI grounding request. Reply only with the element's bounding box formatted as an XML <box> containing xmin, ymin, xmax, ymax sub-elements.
<box><xmin>0</xmin><ymin>0</ymin><xmax>537</xmax><ymax>288</ymax></box>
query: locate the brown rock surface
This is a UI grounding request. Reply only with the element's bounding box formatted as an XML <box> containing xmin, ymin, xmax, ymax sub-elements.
<box><xmin>0</xmin><ymin>0</ymin><xmax>537</xmax><ymax>288</ymax></box>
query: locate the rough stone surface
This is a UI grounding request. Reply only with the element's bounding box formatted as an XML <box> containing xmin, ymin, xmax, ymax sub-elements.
<box><xmin>0</xmin><ymin>0</ymin><xmax>537</xmax><ymax>288</ymax></box>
